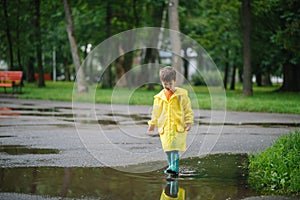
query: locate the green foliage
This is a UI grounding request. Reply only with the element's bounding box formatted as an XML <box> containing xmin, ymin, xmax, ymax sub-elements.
<box><xmin>1</xmin><ymin>0</ymin><xmax>300</xmax><ymax>91</ymax></box>
<box><xmin>252</xmin><ymin>0</ymin><xmax>300</xmax><ymax>77</ymax></box>
<box><xmin>248</xmin><ymin>130</ymin><xmax>300</xmax><ymax>195</ymax></box>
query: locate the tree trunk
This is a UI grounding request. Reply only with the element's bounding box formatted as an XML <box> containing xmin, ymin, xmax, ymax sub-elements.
<box><xmin>63</xmin><ymin>0</ymin><xmax>88</xmax><ymax>93</ymax></box>
<box><xmin>122</xmin><ymin>22</ymin><xmax>136</xmax><ymax>88</ymax></box>
<box><xmin>30</xmin><ymin>168</ymin><xmax>38</xmax><ymax>194</ymax></box>
<box><xmin>280</xmin><ymin>62</ymin><xmax>300</xmax><ymax>92</ymax></box>
<box><xmin>27</xmin><ymin>56</ymin><xmax>35</xmax><ymax>82</ymax></box>
<box><xmin>242</xmin><ymin>0</ymin><xmax>253</xmax><ymax>96</ymax></box>
<box><xmin>262</xmin><ymin>74</ymin><xmax>272</xmax><ymax>86</ymax></box>
<box><xmin>35</xmin><ymin>0</ymin><xmax>45</xmax><ymax>87</ymax></box>
<box><xmin>256</xmin><ymin>72</ymin><xmax>262</xmax><ymax>86</ymax></box>
<box><xmin>230</xmin><ymin>64</ymin><xmax>236</xmax><ymax>90</ymax></box>
<box><xmin>115</xmin><ymin>54</ymin><xmax>126</xmax><ymax>87</ymax></box>
<box><xmin>147</xmin><ymin>49</ymin><xmax>157</xmax><ymax>91</ymax></box>
<box><xmin>2</xmin><ymin>0</ymin><xmax>14</xmax><ymax>70</ymax></box>
<box><xmin>123</xmin><ymin>51</ymin><xmax>134</xmax><ymax>87</ymax></box>
<box><xmin>60</xmin><ymin>168</ymin><xmax>72</xmax><ymax>198</ymax></box>
<box><xmin>64</xmin><ymin>58</ymin><xmax>70</xmax><ymax>81</ymax></box>
<box><xmin>223</xmin><ymin>49</ymin><xmax>229</xmax><ymax>89</ymax></box>
<box><xmin>223</xmin><ymin>62</ymin><xmax>229</xmax><ymax>89</ymax></box>
<box><xmin>142</xmin><ymin>48</ymin><xmax>157</xmax><ymax>90</ymax></box>
<box><xmin>16</xmin><ymin>0</ymin><xmax>23</xmax><ymax>71</ymax></box>
<box><xmin>182</xmin><ymin>45</ymin><xmax>189</xmax><ymax>83</ymax></box>
<box><xmin>168</xmin><ymin>0</ymin><xmax>183</xmax><ymax>85</ymax></box>
<box><xmin>102</xmin><ymin>0</ymin><xmax>112</xmax><ymax>88</ymax></box>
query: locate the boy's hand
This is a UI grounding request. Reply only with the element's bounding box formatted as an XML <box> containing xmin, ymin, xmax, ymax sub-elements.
<box><xmin>185</xmin><ymin>123</ymin><xmax>191</xmax><ymax>131</ymax></box>
<box><xmin>148</xmin><ymin>124</ymin><xmax>155</xmax><ymax>132</ymax></box>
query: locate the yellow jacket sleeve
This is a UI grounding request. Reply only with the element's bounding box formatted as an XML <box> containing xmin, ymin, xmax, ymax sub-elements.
<box><xmin>148</xmin><ymin>97</ymin><xmax>162</xmax><ymax>126</ymax></box>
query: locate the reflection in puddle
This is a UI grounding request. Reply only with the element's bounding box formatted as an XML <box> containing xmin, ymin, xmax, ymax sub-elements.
<box><xmin>0</xmin><ymin>154</ymin><xmax>260</xmax><ymax>199</ymax></box>
<box><xmin>0</xmin><ymin>108</ymin><xmax>20</xmax><ymax>116</ymax></box>
<box><xmin>161</xmin><ymin>178</ymin><xmax>185</xmax><ymax>199</ymax></box>
<box><xmin>0</xmin><ymin>145</ymin><xmax>60</xmax><ymax>155</ymax></box>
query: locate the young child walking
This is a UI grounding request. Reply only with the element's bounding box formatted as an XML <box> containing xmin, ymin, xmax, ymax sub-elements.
<box><xmin>148</xmin><ymin>66</ymin><xmax>194</xmax><ymax>176</ymax></box>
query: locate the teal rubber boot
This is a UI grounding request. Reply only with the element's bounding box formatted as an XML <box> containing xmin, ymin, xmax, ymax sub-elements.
<box><xmin>164</xmin><ymin>152</ymin><xmax>172</xmax><ymax>174</ymax></box>
<box><xmin>167</xmin><ymin>151</ymin><xmax>179</xmax><ymax>175</ymax></box>
<box><xmin>164</xmin><ymin>179</ymin><xmax>178</xmax><ymax>198</ymax></box>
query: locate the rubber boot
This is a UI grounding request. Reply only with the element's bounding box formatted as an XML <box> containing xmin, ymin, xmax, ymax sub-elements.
<box><xmin>164</xmin><ymin>152</ymin><xmax>172</xmax><ymax>174</ymax></box>
<box><xmin>167</xmin><ymin>151</ymin><xmax>179</xmax><ymax>175</ymax></box>
<box><xmin>164</xmin><ymin>179</ymin><xmax>178</xmax><ymax>198</ymax></box>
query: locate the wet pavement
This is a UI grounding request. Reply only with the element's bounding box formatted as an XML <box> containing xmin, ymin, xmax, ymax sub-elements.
<box><xmin>0</xmin><ymin>98</ymin><xmax>300</xmax><ymax>199</ymax></box>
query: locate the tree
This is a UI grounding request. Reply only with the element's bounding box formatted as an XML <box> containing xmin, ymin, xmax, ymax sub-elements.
<box><xmin>2</xmin><ymin>0</ymin><xmax>14</xmax><ymax>69</ymax></box>
<box><xmin>274</xmin><ymin>0</ymin><xmax>300</xmax><ymax>92</ymax></box>
<box><xmin>180</xmin><ymin>0</ymin><xmax>242</xmax><ymax>89</ymax></box>
<box><xmin>101</xmin><ymin>0</ymin><xmax>113</xmax><ymax>89</ymax></box>
<box><xmin>242</xmin><ymin>0</ymin><xmax>253</xmax><ymax>96</ymax></box>
<box><xmin>34</xmin><ymin>0</ymin><xmax>45</xmax><ymax>87</ymax></box>
<box><xmin>63</xmin><ymin>0</ymin><xmax>87</xmax><ymax>93</ymax></box>
<box><xmin>252</xmin><ymin>0</ymin><xmax>300</xmax><ymax>92</ymax></box>
<box><xmin>168</xmin><ymin>0</ymin><xmax>183</xmax><ymax>85</ymax></box>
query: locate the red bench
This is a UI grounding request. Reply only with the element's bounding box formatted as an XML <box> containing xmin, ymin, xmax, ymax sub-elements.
<box><xmin>0</xmin><ymin>71</ymin><xmax>23</xmax><ymax>94</ymax></box>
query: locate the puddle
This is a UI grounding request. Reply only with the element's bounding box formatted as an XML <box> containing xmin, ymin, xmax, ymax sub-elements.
<box><xmin>106</xmin><ymin>113</ymin><xmax>150</xmax><ymax>121</ymax></box>
<box><xmin>0</xmin><ymin>106</ymin><xmax>74</xmax><ymax>118</ymax></box>
<box><xmin>0</xmin><ymin>145</ymin><xmax>60</xmax><ymax>155</ymax></box>
<box><xmin>0</xmin><ymin>135</ymin><xmax>14</xmax><ymax>138</ymax></box>
<box><xmin>7</xmin><ymin>107</ymin><xmax>60</xmax><ymax>113</ymax></box>
<box><xmin>24</xmin><ymin>113</ymin><xmax>74</xmax><ymax>118</ymax></box>
<box><xmin>0</xmin><ymin>154</ymin><xmax>262</xmax><ymax>199</ymax></box>
<box><xmin>199</xmin><ymin>122</ymin><xmax>300</xmax><ymax>128</ymax></box>
<box><xmin>97</xmin><ymin>119</ymin><xmax>118</xmax><ymax>125</ymax></box>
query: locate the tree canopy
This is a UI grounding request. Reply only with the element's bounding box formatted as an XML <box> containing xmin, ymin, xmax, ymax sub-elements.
<box><xmin>1</xmin><ymin>0</ymin><xmax>299</xmax><ymax>92</ymax></box>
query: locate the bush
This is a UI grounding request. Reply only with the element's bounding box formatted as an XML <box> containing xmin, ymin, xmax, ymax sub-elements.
<box><xmin>248</xmin><ymin>130</ymin><xmax>300</xmax><ymax>195</ymax></box>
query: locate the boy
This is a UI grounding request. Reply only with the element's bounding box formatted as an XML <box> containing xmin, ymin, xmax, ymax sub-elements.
<box><xmin>148</xmin><ymin>66</ymin><xmax>194</xmax><ymax>176</ymax></box>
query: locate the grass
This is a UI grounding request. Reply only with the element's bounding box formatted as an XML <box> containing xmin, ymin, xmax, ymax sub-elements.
<box><xmin>248</xmin><ymin>130</ymin><xmax>300</xmax><ymax>196</ymax></box>
<box><xmin>12</xmin><ymin>81</ymin><xmax>300</xmax><ymax>114</ymax></box>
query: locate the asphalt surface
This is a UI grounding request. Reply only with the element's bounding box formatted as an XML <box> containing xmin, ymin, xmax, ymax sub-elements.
<box><xmin>1</xmin><ymin>98</ymin><xmax>300</xmax><ymax>200</ymax></box>
<box><xmin>1</xmin><ymin>98</ymin><xmax>299</xmax><ymax>168</ymax></box>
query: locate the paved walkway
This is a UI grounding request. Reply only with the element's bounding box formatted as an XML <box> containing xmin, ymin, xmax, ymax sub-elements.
<box><xmin>1</xmin><ymin>98</ymin><xmax>300</xmax><ymax>200</ymax></box>
<box><xmin>1</xmin><ymin>98</ymin><xmax>299</xmax><ymax>168</ymax></box>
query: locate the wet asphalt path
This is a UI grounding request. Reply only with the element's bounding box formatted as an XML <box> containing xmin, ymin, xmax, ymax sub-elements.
<box><xmin>0</xmin><ymin>98</ymin><xmax>300</xmax><ymax>168</ymax></box>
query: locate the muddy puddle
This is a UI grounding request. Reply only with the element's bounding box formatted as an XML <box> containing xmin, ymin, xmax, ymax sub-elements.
<box><xmin>0</xmin><ymin>154</ymin><xmax>260</xmax><ymax>200</ymax></box>
<box><xmin>0</xmin><ymin>145</ymin><xmax>60</xmax><ymax>155</ymax></box>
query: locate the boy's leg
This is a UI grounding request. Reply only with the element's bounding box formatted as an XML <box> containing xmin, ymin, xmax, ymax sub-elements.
<box><xmin>167</xmin><ymin>151</ymin><xmax>179</xmax><ymax>175</ymax></box>
<box><xmin>164</xmin><ymin>151</ymin><xmax>172</xmax><ymax>174</ymax></box>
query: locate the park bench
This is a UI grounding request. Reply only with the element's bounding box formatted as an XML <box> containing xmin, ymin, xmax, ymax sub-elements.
<box><xmin>0</xmin><ymin>71</ymin><xmax>23</xmax><ymax>94</ymax></box>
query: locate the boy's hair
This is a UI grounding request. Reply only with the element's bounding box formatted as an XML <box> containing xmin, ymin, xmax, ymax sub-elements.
<box><xmin>159</xmin><ymin>66</ymin><xmax>176</xmax><ymax>82</ymax></box>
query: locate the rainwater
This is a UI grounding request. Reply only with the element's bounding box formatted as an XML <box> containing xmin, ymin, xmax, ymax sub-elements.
<box><xmin>0</xmin><ymin>154</ymin><xmax>259</xmax><ymax>200</ymax></box>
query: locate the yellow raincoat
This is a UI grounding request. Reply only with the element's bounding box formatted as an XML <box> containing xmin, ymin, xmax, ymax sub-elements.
<box><xmin>148</xmin><ymin>87</ymin><xmax>194</xmax><ymax>151</ymax></box>
<box><xmin>160</xmin><ymin>187</ymin><xmax>185</xmax><ymax>200</ymax></box>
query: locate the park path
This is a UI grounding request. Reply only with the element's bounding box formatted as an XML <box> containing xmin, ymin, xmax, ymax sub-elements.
<box><xmin>0</xmin><ymin>98</ymin><xmax>299</xmax><ymax>168</ymax></box>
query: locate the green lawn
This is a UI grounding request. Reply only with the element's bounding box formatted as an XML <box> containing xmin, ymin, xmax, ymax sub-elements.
<box><xmin>16</xmin><ymin>81</ymin><xmax>300</xmax><ymax>114</ymax></box>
